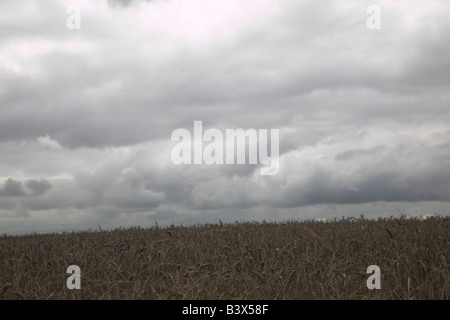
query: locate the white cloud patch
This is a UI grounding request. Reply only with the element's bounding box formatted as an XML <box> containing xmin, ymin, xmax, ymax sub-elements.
<box><xmin>37</xmin><ymin>135</ymin><xmax>63</xmax><ymax>150</ymax></box>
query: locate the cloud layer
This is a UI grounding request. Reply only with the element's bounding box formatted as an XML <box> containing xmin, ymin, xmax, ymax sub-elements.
<box><xmin>1</xmin><ymin>0</ymin><xmax>449</xmax><ymax>234</ymax></box>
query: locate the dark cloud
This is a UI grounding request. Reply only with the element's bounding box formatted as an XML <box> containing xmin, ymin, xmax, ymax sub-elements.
<box><xmin>0</xmin><ymin>179</ymin><xmax>52</xmax><ymax>197</ymax></box>
<box><xmin>275</xmin><ymin>141</ymin><xmax>450</xmax><ymax>207</ymax></box>
<box><xmin>25</xmin><ymin>179</ymin><xmax>52</xmax><ymax>196</ymax></box>
<box><xmin>1</xmin><ymin>179</ymin><xmax>26</xmax><ymax>197</ymax></box>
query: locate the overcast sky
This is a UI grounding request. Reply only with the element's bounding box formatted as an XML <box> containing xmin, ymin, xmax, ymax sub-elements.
<box><xmin>1</xmin><ymin>0</ymin><xmax>449</xmax><ymax>235</ymax></box>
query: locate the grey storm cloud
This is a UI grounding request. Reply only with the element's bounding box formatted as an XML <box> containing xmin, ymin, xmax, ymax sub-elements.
<box><xmin>275</xmin><ymin>142</ymin><xmax>450</xmax><ymax>208</ymax></box>
<box><xmin>0</xmin><ymin>0</ymin><xmax>450</xmax><ymax>234</ymax></box>
<box><xmin>0</xmin><ymin>179</ymin><xmax>26</xmax><ymax>197</ymax></box>
<box><xmin>0</xmin><ymin>179</ymin><xmax>52</xmax><ymax>197</ymax></box>
<box><xmin>25</xmin><ymin>179</ymin><xmax>52</xmax><ymax>196</ymax></box>
<box><xmin>0</xmin><ymin>0</ymin><xmax>448</xmax><ymax>150</ymax></box>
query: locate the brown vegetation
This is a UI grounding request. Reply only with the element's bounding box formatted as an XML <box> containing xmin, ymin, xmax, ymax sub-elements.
<box><xmin>0</xmin><ymin>216</ymin><xmax>448</xmax><ymax>299</ymax></box>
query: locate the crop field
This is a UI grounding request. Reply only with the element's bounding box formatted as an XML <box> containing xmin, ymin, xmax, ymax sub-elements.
<box><xmin>0</xmin><ymin>216</ymin><xmax>448</xmax><ymax>300</ymax></box>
